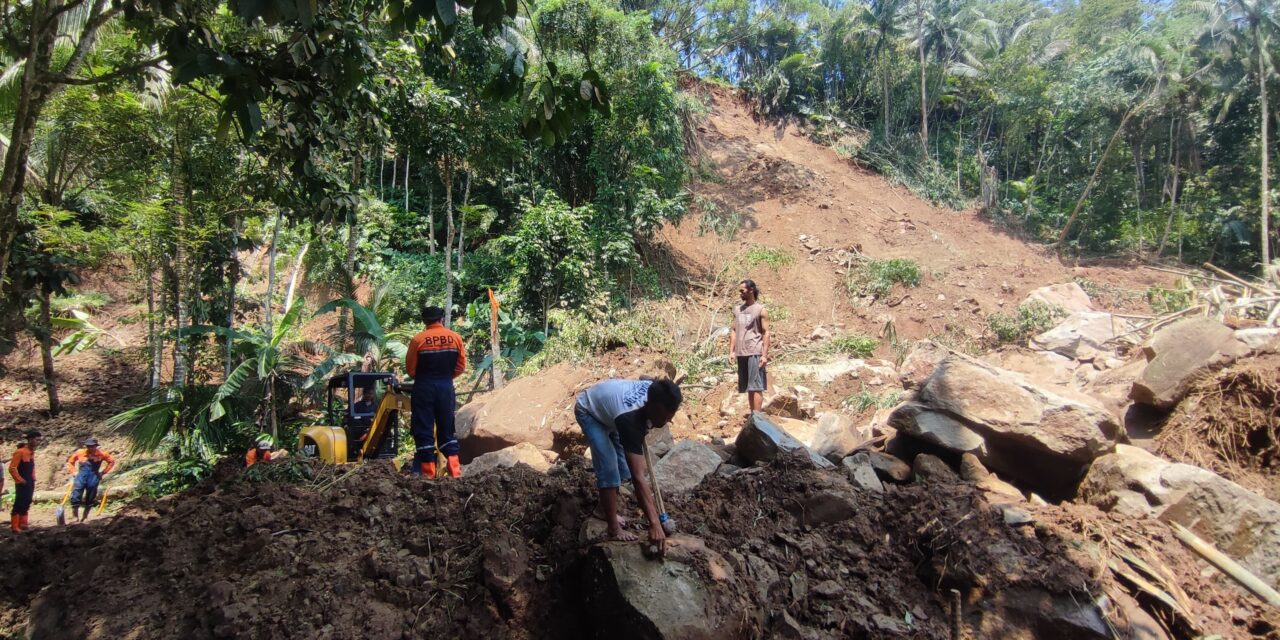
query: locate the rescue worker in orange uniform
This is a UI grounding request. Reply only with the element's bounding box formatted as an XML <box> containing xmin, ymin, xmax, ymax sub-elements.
<box><xmin>8</xmin><ymin>430</ymin><xmax>41</xmax><ymax>532</ymax></box>
<box><xmin>405</xmin><ymin>305</ymin><xmax>467</xmax><ymax>478</ymax></box>
<box><xmin>65</xmin><ymin>436</ymin><xmax>116</xmax><ymax>522</ymax></box>
<box><xmin>245</xmin><ymin>439</ymin><xmax>274</xmax><ymax>466</ymax></box>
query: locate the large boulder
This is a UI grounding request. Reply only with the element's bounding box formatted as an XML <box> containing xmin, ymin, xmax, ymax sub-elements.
<box><xmin>465</xmin><ymin>442</ymin><xmax>554</xmax><ymax>475</ymax></box>
<box><xmin>767</xmin><ymin>413</ymin><xmax>869</xmax><ymax>462</ymax></box>
<box><xmin>582</xmin><ymin>538</ymin><xmax>747</xmax><ymax>639</ymax></box>
<box><xmin>654</xmin><ymin>440</ymin><xmax>723</xmax><ymax>493</ymax></box>
<box><xmin>985</xmin><ymin>348</ymin><xmax>1078</xmax><ymax>387</ymax></box>
<box><xmin>1024</xmin><ymin>282</ymin><xmax>1094</xmax><ymax>314</ymax></box>
<box><xmin>1130</xmin><ymin>318</ymin><xmax>1250</xmax><ymax>410</ymax></box>
<box><xmin>456</xmin><ymin>364</ymin><xmax>589</xmax><ymax>461</ymax></box>
<box><xmin>1083</xmin><ymin>358</ymin><xmax>1147</xmax><ymax>420</ymax></box>
<box><xmin>887</xmin><ymin>352</ymin><xmax>1121</xmax><ymax>495</ymax></box>
<box><xmin>734</xmin><ymin>413</ymin><xmax>835</xmax><ymax>469</ymax></box>
<box><xmin>1079</xmin><ymin>445</ymin><xmax>1280</xmax><ymax>589</ymax></box>
<box><xmin>1030</xmin><ymin>311</ymin><xmax>1132</xmax><ymax>361</ymax></box>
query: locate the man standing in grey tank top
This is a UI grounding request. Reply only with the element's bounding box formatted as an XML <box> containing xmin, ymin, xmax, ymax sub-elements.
<box><xmin>729</xmin><ymin>278</ymin><xmax>770</xmax><ymax>416</ymax></box>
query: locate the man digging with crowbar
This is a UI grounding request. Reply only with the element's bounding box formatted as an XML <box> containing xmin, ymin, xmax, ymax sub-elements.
<box><xmin>574</xmin><ymin>378</ymin><xmax>682</xmax><ymax>557</ymax></box>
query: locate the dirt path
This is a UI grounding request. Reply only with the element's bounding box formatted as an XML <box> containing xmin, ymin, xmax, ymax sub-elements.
<box><xmin>661</xmin><ymin>86</ymin><xmax>1171</xmax><ymax>349</ymax></box>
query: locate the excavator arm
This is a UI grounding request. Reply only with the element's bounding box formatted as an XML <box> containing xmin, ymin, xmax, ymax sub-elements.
<box><xmin>356</xmin><ymin>384</ymin><xmax>413</xmax><ymax>462</ymax></box>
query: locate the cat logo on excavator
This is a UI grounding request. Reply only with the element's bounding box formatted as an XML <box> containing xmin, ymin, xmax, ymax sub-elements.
<box><xmin>298</xmin><ymin>371</ymin><xmax>449</xmax><ymax>477</ymax></box>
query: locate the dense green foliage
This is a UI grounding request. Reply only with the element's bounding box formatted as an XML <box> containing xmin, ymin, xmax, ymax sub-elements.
<box><xmin>654</xmin><ymin>0</ymin><xmax>1279</xmax><ymax>272</ymax></box>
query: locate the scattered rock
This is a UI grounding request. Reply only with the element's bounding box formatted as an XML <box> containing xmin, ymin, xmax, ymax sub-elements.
<box><xmin>898</xmin><ymin>340</ymin><xmax>949</xmax><ymax>390</ymax></box>
<box><xmin>734</xmin><ymin>413</ymin><xmax>835</xmax><ymax>469</ymax></box>
<box><xmin>583</xmin><ymin>539</ymin><xmax>743</xmax><ymax>639</ymax></box>
<box><xmin>1024</xmin><ymin>282</ymin><xmax>1094</xmax><ymax>314</ymax></box>
<box><xmin>888</xmin><ymin>352</ymin><xmax>1121</xmax><ymax>495</ymax></box>
<box><xmin>1082</xmin><ymin>358</ymin><xmax>1147</xmax><ymax>420</ymax></box>
<box><xmin>912</xmin><ymin>454</ymin><xmax>958</xmax><ymax>482</ymax></box>
<box><xmin>1030</xmin><ymin>311</ymin><xmax>1133</xmax><ymax>360</ymax></box>
<box><xmin>1080</xmin><ymin>445</ymin><xmax>1280</xmax><ymax>588</ymax></box>
<box><xmin>1130</xmin><ymin>318</ymin><xmax>1250</xmax><ymax>410</ymax></box>
<box><xmin>851</xmin><ymin>451</ymin><xmax>912</xmax><ymax>483</ymax></box>
<box><xmin>465</xmin><ymin>442</ymin><xmax>554</xmax><ymax>475</ymax></box>
<box><xmin>841</xmin><ymin>457</ymin><xmax>884</xmax><ymax>493</ymax></box>
<box><xmin>763</xmin><ymin>391</ymin><xmax>805</xmax><ymax>419</ymax></box>
<box><xmin>1234</xmin><ymin>327</ymin><xmax>1279</xmax><ymax>350</ymax></box>
<box><xmin>998</xmin><ymin>505</ymin><xmax>1033</xmax><ymax>526</ymax></box>
<box><xmin>647</xmin><ymin>425</ymin><xmax>675</xmax><ymax>458</ymax></box>
<box><xmin>790</xmin><ymin>486</ymin><xmax>858</xmax><ymax>525</ymax></box>
<box><xmin>979</xmin><ymin>588</ymin><xmax>1112</xmax><ymax>639</ymax></box>
<box><xmin>774</xmin><ymin>358</ymin><xmax>895</xmax><ymax>385</ymax></box>
<box><xmin>654</xmin><ymin>440</ymin><xmax>723</xmax><ymax>493</ymax></box>
<box><xmin>959</xmin><ymin>452</ymin><xmax>1023</xmax><ymax>500</ymax></box>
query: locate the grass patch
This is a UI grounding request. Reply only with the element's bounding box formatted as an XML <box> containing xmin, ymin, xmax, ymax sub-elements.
<box><xmin>51</xmin><ymin>290</ymin><xmax>111</xmax><ymax>313</ymax></box>
<box><xmin>843</xmin><ymin>389</ymin><xmax>900</xmax><ymax>412</ymax></box>
<box><xmin>1146</xmin><ymin>286</ymin><xmax>1195</xmax><ymax>315</ymax></box>
<box><xmin>849</xmin><ymin>258</ymin><xmax>922</xmax><ymax>298</ymax></box>
<box><xmin>829</xmin><ymin>333</ymin><xmax>878</xmax><ymax>358</ymax></box>
<box><xmin>741</xmin><ymin>244</ymin><xmax>793</xmax><ymax>270</ymax></box>
<box><xmin>520</xmin><ymin>308</ymin><xmax>672</xmax><ymax>375</ymax></box>
<box><xmin>985</xmin><ymin>300</ymin><xmax>1064</xmax><ymax>344</ymax></box>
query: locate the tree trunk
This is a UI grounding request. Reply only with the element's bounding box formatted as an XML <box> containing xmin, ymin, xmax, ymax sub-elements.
<box><xmin>427</xmin><ymin>181</ymin><xmax>436</xmax><ymax>254</ymax></box>
<box><xmin>37</xmin><ymin>288</ymin><xmax>61</xmax><ymax>417</ymax></box>
<box><xmin>917</xmin><ymin>5</ymin><xmax>928</xmax><ymax>161</ymax></box>
<box><xmin>341</xmin><ymin>213</ymin><xmax>358</xmax><ymax>347</ymax></box>
<box><xmin>284</xmin><ymin>242</ymin><xmax>309</xmax><ymax>312</ymax></box>
<box><xmin>147</xmin><ymin>268</ymin><xmax>160</xmax><ymax>390</ymax></box>
<box><xmin>1259</xmin><ymin>26</ymin><xmax>1272</xmax><ymax>272</ymax></box>
<box><xmin>266</xmin><ymin>210</ymin><xmax>282</xmax><ymax>332</ymax></box>
<box><xmin>226</xmin><ymin>216</ymin><xmax>240</xmax><ymax>379</ymax></box>
<box><xmin>0</xmin><ymin>6</ymin><xmax>58</xmax><ymax>293</ymax></box>
<box><xmin>443</xmin><ymin>157</ymin><xmax>456</xmax><ymax>327</ymax></box>
<box><xmin>457</xmin><ymin>168</ymin><xmax>471</xmax><ymax>270</ymax></box>
<box><xmin>404</xmin><ymin>148</ymin><xmax>411</xmax><ymax>213</ymax></box>
<box><xmin>171</xmin><ymin>134</ymin><xmax>188</xmax><ymax>388</ymax></box>
<box><xmin>882</xmin><ymin>50</ymin><xmax>891</xmax><ymax>139</ymax></box>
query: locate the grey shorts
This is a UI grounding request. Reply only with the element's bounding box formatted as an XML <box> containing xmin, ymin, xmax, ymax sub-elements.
<box><xmin>737</xmin><ymin>355</ymin><xmax>767</xmax><ymax>393</ymax></box>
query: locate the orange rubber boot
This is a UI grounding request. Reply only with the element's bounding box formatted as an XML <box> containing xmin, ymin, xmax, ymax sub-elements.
<box><xmin>446</xmin><ymin>455</ymin><xmax>462</xmax><ymax>478</ymax></box>
<box><xmin>19</xmin><ymin>515</ymin><xmax>29</xmax><ymax>530</ymax></box>
<box><xmin>10</xmin><ymin>515</ymin><xmax>19</xmax><ymax>532</ymax></box>
<box><xmin>421</xmin><ymin>461</ymin><xmax>436</xmax><ymax>478</ymax></box>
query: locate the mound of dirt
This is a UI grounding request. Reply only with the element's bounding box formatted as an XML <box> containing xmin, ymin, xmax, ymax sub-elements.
<box><xmin>1157</xmin><ymin>350</ymin><xmax>1280</xmax><ymax>501</ymax></box>
<box><xmin>3</xmin><ymin>455</ymin><xmax>1274</xmax><ymax>639</ymax></box>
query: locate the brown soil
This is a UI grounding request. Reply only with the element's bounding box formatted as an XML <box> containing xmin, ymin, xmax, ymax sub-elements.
<box><xmin>659</xmin><ymin>85</ymin><xmax>1172</xmax><ymax>357</ymax></box>
<box><xmin>1156</xmin><ymin>349</ymin><xmax>1280</xmax><ymax>501</ymax></box>
<box><xmin>4</xmin><ymin>459</ymin><xmax>1271</xmax><ymax>639</ymax></box>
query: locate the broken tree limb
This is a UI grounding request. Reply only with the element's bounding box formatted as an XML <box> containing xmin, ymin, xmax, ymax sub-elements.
<box><xmin>1203</xmin><ymin>262</ymin><xmax>1272</xmax><ymax>296</ymax></box>
<box><xmin>1171</xmin><ymin>523</ymin><xmax>1280</xmax><ymax>607</ymax></box>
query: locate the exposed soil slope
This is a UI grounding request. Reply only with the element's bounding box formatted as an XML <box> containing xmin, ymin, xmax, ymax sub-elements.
<box><xmin>659</xmin><ymin>86</ymin><xmax>1170</xmax><ymax>349</ymax></box>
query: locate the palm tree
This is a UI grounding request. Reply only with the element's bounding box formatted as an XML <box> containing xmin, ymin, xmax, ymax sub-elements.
<box><xmin>914</xmin><ymin>0</ymin><xmax>972</xmax><ymax>160</ymax></box>
<box><xmin>854</xmin><ymin>0</ymin><xmax>909</xmax><ymax>139</ymax></box>
<box><xmin>1206</xmin><ymin>0</ymin><xmax>1280</xmax><ymax>271</ymax></box>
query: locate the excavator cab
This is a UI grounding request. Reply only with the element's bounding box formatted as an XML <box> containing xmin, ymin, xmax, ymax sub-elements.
<box><xmin>298</xmin><ymin>372</ymin><xmax>411</xmax><ymax>465</ymax></box>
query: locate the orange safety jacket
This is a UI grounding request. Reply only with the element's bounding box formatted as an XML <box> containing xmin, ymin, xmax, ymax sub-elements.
<box><xmin>66</xmin><ymin>448</ymin><xmax>116</xmax><ymax>476</ymax></box>
<box><xmin>406</xmin><ymin>322</ymin><xmax>467</xmax><ymax>380</ymax></box>
<box><xmin>8</xmin><ymin>445</ymin><xmax>33</xmax><ymax>484</ymax></box>
<box><xmin>245</xmin><ymin>449</ymin><xmax>272</xmax><ymax>466</ymax></box>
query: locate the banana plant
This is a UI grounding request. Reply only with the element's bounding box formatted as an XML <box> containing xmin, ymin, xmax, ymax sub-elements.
<box><xmin>306</xmin><ymin>297</ymin><xmax>409</xmax><ymax>388</ymax></box>
<box><xmin>180</xmin><ymin>299</ymin><xmax>308</xmax><ymax>431</ymax></box>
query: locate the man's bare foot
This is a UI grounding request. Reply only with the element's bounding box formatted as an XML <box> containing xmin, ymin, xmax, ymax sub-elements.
<box><xmin>592</xmin><ymin>505</ymin><xmax>627</xmax><ymax>528</ymax></box>
<box><xmin>607</xmin><ymin>527</ymin><xmax>639</xmax><ymax>542</ymax></box>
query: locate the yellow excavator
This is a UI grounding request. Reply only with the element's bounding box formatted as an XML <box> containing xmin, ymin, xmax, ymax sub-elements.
<box><xmin>298</xmin><ymin>371</ymin><xmax>415</xmax><ymax>468</ymax></box>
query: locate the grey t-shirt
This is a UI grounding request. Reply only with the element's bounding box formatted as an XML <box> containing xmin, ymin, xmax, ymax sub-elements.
<box><xmin>576</xmin><ymin>379</ymin><xmax>651</xmax><ymax>455</ymax></box>
<box><xmin>733</xmin><ymin>302</ymin><xmax>765</xmax><ymax>356</ymax></box>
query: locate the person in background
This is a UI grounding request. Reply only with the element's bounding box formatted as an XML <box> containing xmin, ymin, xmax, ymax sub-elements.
<box><xmin>66</xmin><ymin>436</ymin><xmax>116</xmax><ymax>522</ymax></box>
<box><xmin>405</xmin><ymin>305</ymin><xmax>467</xmax><ymax>478</ymax></box>
<box><xmin>8</xmin><ymin>430</ymin><xmax>41</xmax><ymax>532</ymax></box>
<box><xmin>729</xmin><ymin>278</ymin><xmax>770</xmax><ymax>416</ymax></box>
<box><xmin>245</xmin><ymin>439</ymin><xmax>274</xmax><ymax>467</ymax></box>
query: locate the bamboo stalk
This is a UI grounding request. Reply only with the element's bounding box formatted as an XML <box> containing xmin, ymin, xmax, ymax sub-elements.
<box><xmin>1171</xmin><ymin>522</ymin><xmax>1280</xmax><ymax>607</ymax></box>
<box><xmin>1203</xmin><ymin>262</ymin><xmax>1273</xmax><ymax>296</ymax></box>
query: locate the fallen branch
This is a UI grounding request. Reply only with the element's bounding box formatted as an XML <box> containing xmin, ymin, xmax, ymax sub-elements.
<box><xmin>1171</xmin><ymin>522</ymin><xmax>1280</xmax><ymax>607</ymax></box>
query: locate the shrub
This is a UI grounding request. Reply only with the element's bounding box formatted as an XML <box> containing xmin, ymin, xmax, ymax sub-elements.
<box><xmin>843</xmin><ymin>390</ymin><xmax>900</xmax><ymax>412</ymax></box>
<box><xmin>849</xmin><ymin>258</ymin><xmax>922</xmax><ymax>298</ymax></box>
<box><xmin>830</xmin><ymin>334</ymin><xmax>878</xmax><ymax>358</ymax></box>
<box><xmin>1146</xmin><ymin>286</ymin><xmax>1195</xmax><ymax>315</ymax></box>
<box><xmin>520</xmin><ymin>308</ymin><xmax>671</xmax><ymax>374</ymax></box>
<box><xmin>986</xmin><ymin>301</ymin><xmax>1063</xmax><ymax>344</ymax></box>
